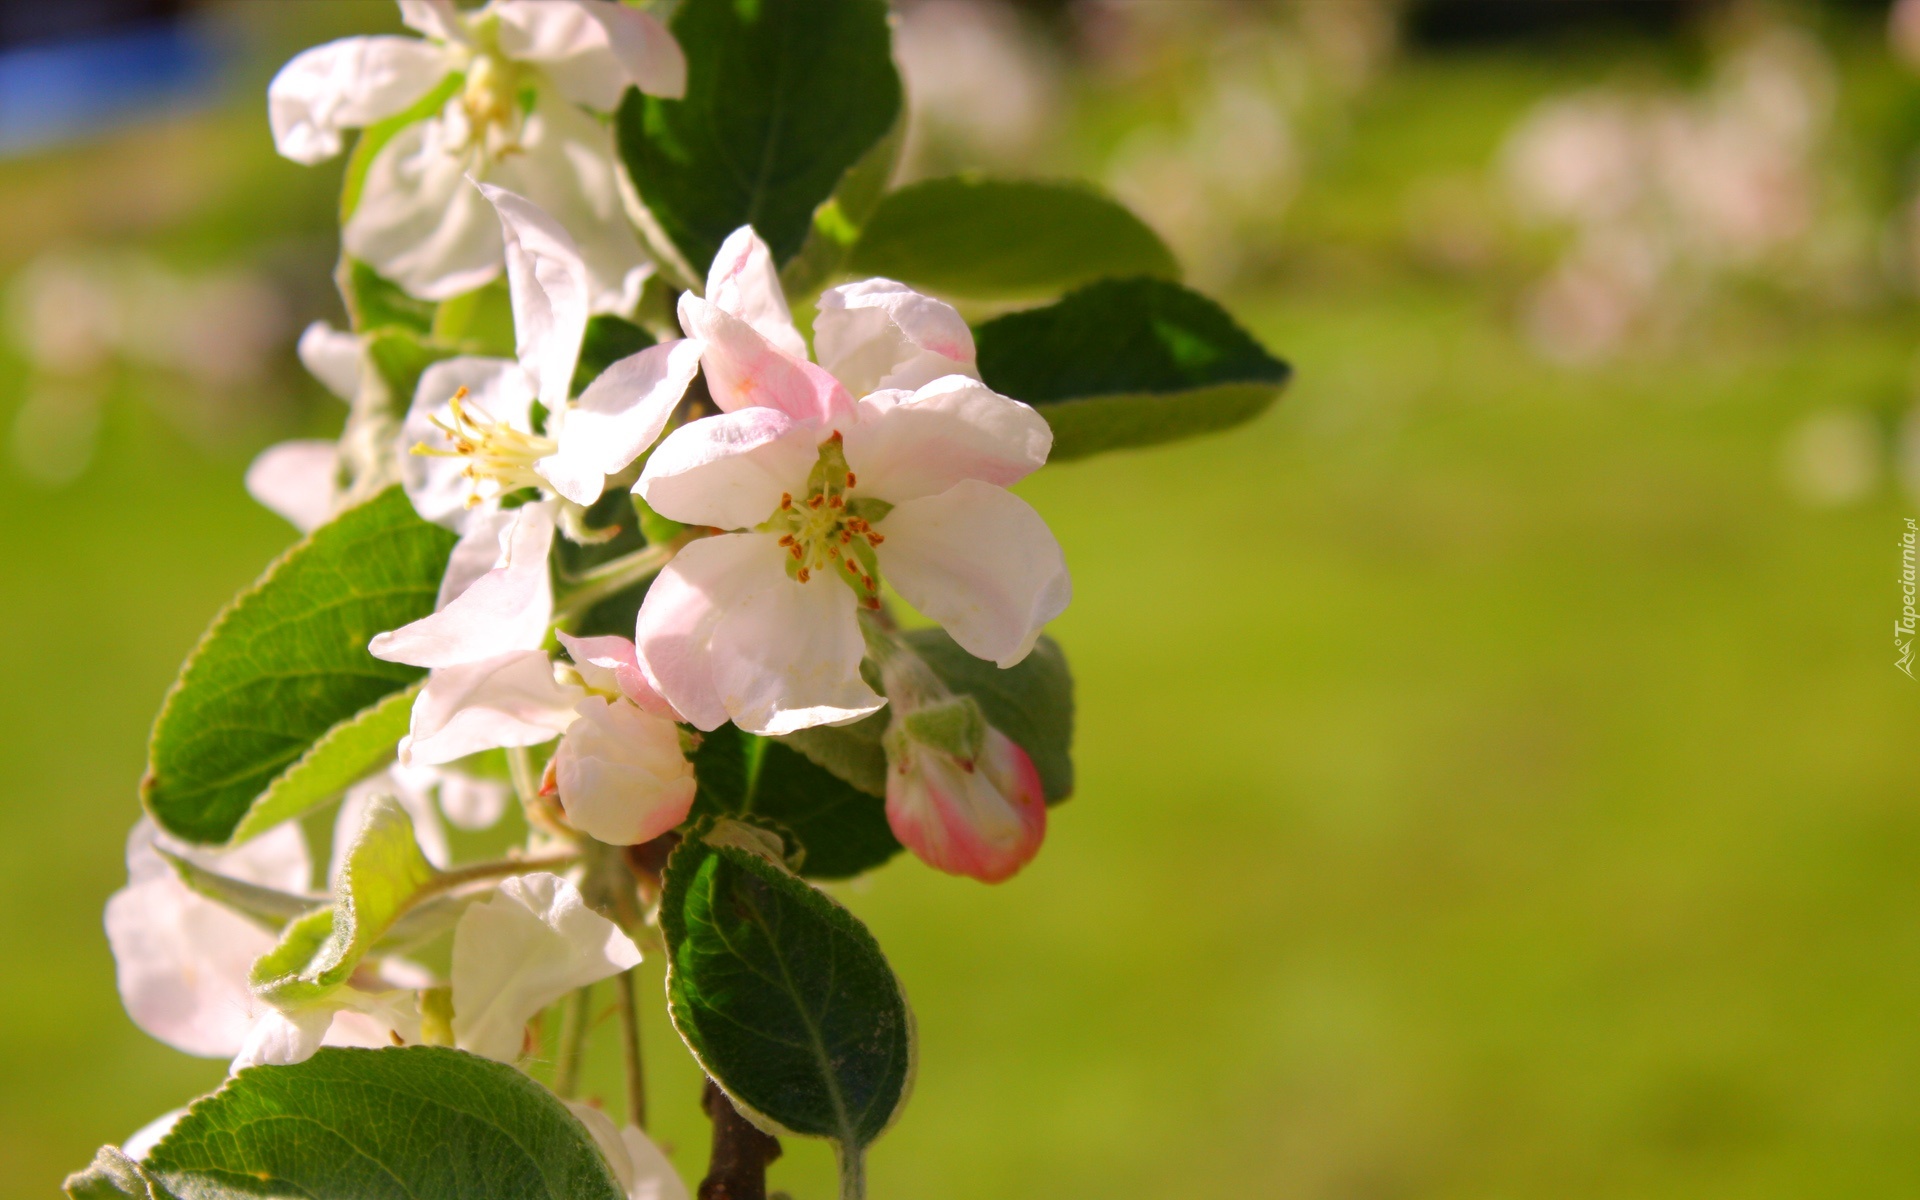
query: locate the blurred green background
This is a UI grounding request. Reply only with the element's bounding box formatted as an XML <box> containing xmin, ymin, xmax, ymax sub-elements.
<box><xmin>3</xmin><ymin>1</ymin><xmax>1918</xmax><ymax>1196</ymax></box>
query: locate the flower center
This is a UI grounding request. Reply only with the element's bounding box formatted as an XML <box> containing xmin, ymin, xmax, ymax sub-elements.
<box><xmin>412</xmin><ymin>386</ymin><xmax>555</xmax><ymax>507</ymax></box>
<box><xmin>451</xmin><ymin>53</ymin><xmax>526</xmax><ymax>159</ymax></box>
<box><xmin>761</xmin><ymin>432</ymin><xmax>891</xmax><ymax>607</ymax></box>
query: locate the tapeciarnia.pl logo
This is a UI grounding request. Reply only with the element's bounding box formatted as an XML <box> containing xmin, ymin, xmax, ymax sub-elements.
<box><xmin>1900</xmin><ymin>518</ymin><xmax>1917</xmax><ymax>678</ymax></box>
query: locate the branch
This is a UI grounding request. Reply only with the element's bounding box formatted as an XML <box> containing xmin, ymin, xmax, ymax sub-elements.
<box><xmin>699</xmin><ymin>1079</ymin><xmax>781</xmax><ymax>1200</ymax></box>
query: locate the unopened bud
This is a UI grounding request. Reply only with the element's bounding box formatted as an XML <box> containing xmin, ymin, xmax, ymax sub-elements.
<box><xmin>884</xmin><ymin>722</ymin><xmax>1045</xmax><ymax>884</ymax></box>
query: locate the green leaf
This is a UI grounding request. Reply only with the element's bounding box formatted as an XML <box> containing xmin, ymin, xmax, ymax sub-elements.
<box><xmin>776</xmin><ymin>711</ymin><xmax>888</xmax><ymax>799</ymax></box>
<box><xmin>903</xmin><ymin>630</ymin><xmax>1076</xmax><ymax>803</ymax></box>
<box><xmin>693</xmin><ymin>725</ymin><xmax>901</xmax><ymax>879</ymax></box>
<box><xmin>64</xmin><ymin>1148</ymin><xmax>176</xmax><ymax>1200</ymax></box>
<box><xmin>142</xmin><ymin>488</ymin><xmax>457</xmax><ymax>846</ymax></box>
<box><xmin>159</xmin><ymin>849</ymin><xmax>323</xmax><ymax>930</ymax></box>
<box><xmin>661</xmin><ymin>825</ymin><xmax>913</xmax><ymax>1176</ymax></box>
<box><xmin>572</xmin><ymin>314</ymin><xmax>657</xmax><ymax>398</ymax></box>
<box><xmin>974</xmin><ymin>277</ymin><xmax>1292</xmax><ymax>460</ymax></box>
<box><xmin>134</xmin><ymin>1046</ymin><xmax>627</xmax><ymax>1200</ymax></box>
<box><xmin>252</xmin><ymin>796</ymin><xmax>439</xmax><ymax>1007</ymax></box>
<box><xmin>342</xmin><ymin>258</ymin><xmax>437</xmax><ymax>335</ymax></box>
<box><xmin>848</xmin><ymin>177</ymin><xmax>1179</xmax><ymax>301</ymax></box>
<box><xmin>615</xmin><ymin>0</ymin><xmax>901</xmax><ymax>273</ymax></box>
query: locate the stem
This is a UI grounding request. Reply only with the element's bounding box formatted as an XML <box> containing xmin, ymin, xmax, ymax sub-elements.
<box><xmin>615</xmin><ymin>968</ymin><xmax>647</xmax><ymax>1130</ymax></box>
<box><xmin>506</xmin><ymin>745</ymin><xmax>540</xmax><ymax>806</ymax></box>
<box><xmin>552</xmin><ymin>984</ymin><xmax>593</xmax><ymax>1099</ymax></box>
<box><xmin>837</xmin><ymin>1146</ymin><xmax>866</xmax><ymax>1200</ymax></box>
<box><xmin>554</xmin><ymin>544</ymin><xmax>675</xmax><ymax>621</ymax></box>
<box><xmin>698</xmin><ymin>1079</ymin><xmax>781</xmax><ymax>1200</ymax></box>
<box><xmin>420</xmin><ymin>852</ymin><xmax>578</xmax><ymax>900</ymax></box>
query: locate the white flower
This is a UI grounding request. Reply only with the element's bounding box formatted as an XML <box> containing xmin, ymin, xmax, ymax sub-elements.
<box><xmin>551</xmin><ymin>633</ymin><xmax>695</xmax><ymax>846</ymax></box>
<box><xmin>633</xmin><ymin>227</ymin><xmax>1071</xmax><ymax>735</ymax></box>
<box><xmin>370</xmin><ymin>499</ymin><xmax>582</xmax><ymax>766</ymax></box>
<box><xmin>243</xmin><ymin>322</ymin><xmax>362</xmax><ymax>532</ymax></box>
<box><xmin>567</xmin><ymin>1103</ymin><xmax>690</xmax><ymax>1200</ymax></box>
<box><xmin>330</xmin><ymin>761</ymin><xmax>512</xmax><ymax>880</ymax></box>
<box><xmin>105</xmin><ymin>819</ymin><xmax>414</xmax><ymax>1065</ymax></box>
<box><xmin>399</xmin><ymin>182</ymin><xmax>701</xmax><ymax>531</ymax></box>
<box><xmin>270</xmin><ymin>0</ymin><xmax>685</xmax><ymax>309</ymax></box>
<box><xmin>451</xmin><ymin>872</ymin><xmax>641</xmax><ymax>1062</ymax></box>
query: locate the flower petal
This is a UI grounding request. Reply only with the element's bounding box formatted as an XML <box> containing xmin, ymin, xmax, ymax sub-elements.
<box><xmin>245</xmin><ymin>440</ymin><xmax>338</xmax><ymax>534</ymax></box>
<box><xmin>490</xmin><ymin>99</ymin><xmax>653</xmax><ymax>316</ymax></box>
<box><xmin>636</xmin><ymin>406</ymin><xmax>818</xmax><ymax>531</ymax></box>
<box><xmin>451</xmin><ymin>873</ymin><xmax>641</xmax><ymax>1062</ymax></box>
<box><xmin>332</xmin><ymin>770</ymin><xmax>452</xmax><ymax>879</ymax></box>
<box><xmin>556</xmin><ymin>632</ymin><xmax>679</xmax><ymax>720</ymax></box>
<box><xmin>678</xmin><ymin>293</ymin><xmax>852</xmax><ymax>423</ymax></box>
<box><xmin>495</xmin><ymin>0</ymin><xmax>685</xmax><ymax>108</ymax></box>
<box><xmin>634</xmin><ymin>533</ymin><xmax>766</xmax><ymax>731</ymax></box>
<box><xmin>843</xmin><ymin>376</ymin><xmax>1052</xmax><ymax>504</ymax></box>
<box><xmin>400</xmin><ymin>650</ymin><xmax>581</xmax><ymax>766</ymax></box>
<box><xmin>344</xmin><ymin>118</ymin><xmax>502</xmax><ymax>301</ymax></box>
<box><xmin>814</xmin><ymin>278</ymin><xmax>978</xmax><ymax>396</ymax></box>
<box><xmin>566</xmin><ymin>1105</ymin><xmax>692</xmax><ymax>1200</ymax></box>
<box><xmin>706</xmin><ymin>227</ymin><xmax>807</xmax><ymax>360</ymax></box>
<box><xmin>123</xmin><ymin>1110</ymin><xmax>187</xmax><ymax>1163</ymax></box>
<box><xmin>398</xmin><ymin>356</ymin><xmax>536</xmax><ymax>530</ymax></box>
<box><xmin>398</xmin><ymin>0</ymin><xmax>468</xmax><ymax>43</ymax></box>
<box><xmin>297</xmin><ymin>320</ymin><xmax>362</xmax><ymax>401</ymax></box>
<box><xmin>268</xmin><ymin>36</ymin><xmax>451</xmax><ymax>164</ymax></box>
<box><xmin>554</xmin><ymin>696</ymin><xmax>696</xmax><ymax>845</ymax></box>
<box><xmin>475</xmin><ymin>181</ymin><xmax>591</xmax><ymax>416</ymax></box>
<box><xmin>107</xmin><ymin>821</ymin><xmax>307</xmax><ymax>1058</ymax></box>
<box><xmin>396</xmin><ymin>761</ymin><xmax>511</xmax><ymax>832</ymax></box>
<box><xmin>886</xmin><ymin>728</ymin><xmax>1046</xmax><ymax>883</ymax></box>
<box><xmin>876</xmin><ymin>480</ymin><xmax>1070</xmax><ymax>668</ymax></box>
<box><xmin>231</xmin><ymin>1007</ymin><xmax>335</xmax><ymax>1072</ymax></box>
<box><xmin>371</xmin><ymin>501</ymin><xmax>555</xmax><ymax>668</ymax></box>
<box><xmin>705</xmin><ymin>541</ymin><xmax>883</xmax><ymax>735</ymax></box>
<box><xmin>539</xmin><ymin>338</ymin><xmax>702</xmax><ymax>505</ymax></box>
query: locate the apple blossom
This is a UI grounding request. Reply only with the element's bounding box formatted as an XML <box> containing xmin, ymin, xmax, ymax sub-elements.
<box><xmin>550</xmin><ymin>632</ymin><xmax>696</xmax><ymax>846</ymax></box>
<box><xmin>886</xmin><ymin>717</ymin><xmax>1046</xmax><ymax>884</ymax></box>
<box><xmin>269</xmin><ymin>0</ymin><xmax>686</xmax><ymax>309</ymax></box>
<box><xmin>106</xmin><ymin>819</ymin><xmax>417</xmax><ymax>1067</ymax></box>
<box><xmin>568</xmin><ymin>1103</ymin><xmax>691</xmax><ymax>1200</ymax></box>
<box><xmin>242</xmin><ymin>322</ymin><xmax>361</xmax><ymax>532</ymax></box>
<box><xmin>330</xmin><ymin>761</ymin><xmax>512</xmax><ymax>879</ymax></box>
<box><xmin>451</xmin><ymin>872</ymin><xmax>642</xmax><ymax>1062</ymax></box>
<box><xmin>634</xmin><ymin>227</ymin><xmax>1071</xmax><ymax>735</ymax></box>
<box><xmin>399</xmin><ymin>182</ymin><xmax>700</xmax><ymax>530</ymax></box>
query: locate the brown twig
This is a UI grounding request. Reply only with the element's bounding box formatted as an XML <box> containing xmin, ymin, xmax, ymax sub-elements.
<box><xmin>698</xmin><ymin>1079</ymin><xmax>781</xmax><ymax>1200</ymax></box>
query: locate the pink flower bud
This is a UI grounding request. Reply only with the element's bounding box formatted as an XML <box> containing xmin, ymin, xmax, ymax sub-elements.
<box><xmin>553</xmin><ymin>695</ymin><xmax>695</xmax><ymax>846</ymax></box>
<box><xmin>886</xmin><ymin>727</ymin><xmax>1046</xmax><ymax>883</ymax></box>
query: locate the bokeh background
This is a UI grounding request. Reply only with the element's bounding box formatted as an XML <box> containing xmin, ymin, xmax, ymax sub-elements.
<box><xmin>3</xmin><ymin>0</ymin><xmax>1918</xmax><ymax>1195</ymax></box>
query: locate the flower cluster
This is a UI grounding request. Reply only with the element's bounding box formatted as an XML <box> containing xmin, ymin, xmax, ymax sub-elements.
<box><xmin>110</xmin><ymin>0</ymin><xmax>1075</xmax><ymax>1175</ymax></box>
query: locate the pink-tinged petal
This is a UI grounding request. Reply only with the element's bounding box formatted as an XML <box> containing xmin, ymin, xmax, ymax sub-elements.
<box><xmin>397</xmin><ymin>0</ymin><xmax>468</xmax><ymax>43</ymax></box>
<box><xmin>887</xmin><ymin>728</ymin><xmax>1045</xmax><ymax>883</ymax></box>
<box><xmin>556</xmin><ymin>632</ymin><xmax>680</xmax><ymax>720</ymax></box>
<box><xmin>437</xmin><ymin>509</ymin><xmax>516</xmax><ymax>609</ymax></box>
<box><xmin>633</xmin><ymin>534</ymin><xmax>768</xmax><ymax>731</ymax></box>
<box><xmin>554</xmin><ymin>696</ymin><xmax>697</xmax><ymax>845</ymax></box>
<box><xmin>843</xmin><ymin>376</ymin><xmax>1052</xmax><ymax>504</ymax></box>
<box><xmin>297</xmin><ymin>321</ymin><xmax>361</xmax><ymax>401</ymax></box>
<box><xmin>705</xmin><ymin>227</ymin><xmax>807</xmax><ymax>360</ymax></box>
<box><xmin>540</xmin><ymin>338</ymin><xmax>702</xmax><ymax>505</ymax></box>
<box><xmin>268</xmin><ymin>36</ymin><xmax>451</xmax><ymax>164</ymax></box>
<box><xmin>678</xmin><ymin>293</ymin><xmax>852</xmax><ymax>422</ymax></box>
<box><xmin>636</xmin><ymin>406</ymin><xmax>818</xmax><ymax>531</ymax></box>
<box><xmin>245</xmin><ymin>440</ymin><xmax>337</xmax><ymax>533</ymax></box>
<box><xmin>876</xmin><ymin>480</ymin><xmax>1070</xmax><ymax>668</ymax></box>
<box><xmin>370</xmin><ymin>502</ymin><xmax>555</xmax><ymax>668</ymax></box>
<box><xmin>568</xmin><ymin>1105</ymin><xmax>693</xmax><ymax>1200</ymax></box>
<box><xmin>344</xmin><ymin>119</ymin><xmax>502</xmax><ymax>301</ymax></box>
<box><xmin>107</xmin><ymin>820</ymin><xmax>309</xmax><ymax>1058</ymax></box>
<box><xmin>705</xmin><ymin>541</ymin><xmax>883</xmax><ymax>735</ymax></box>
<box><xmin>495</xmin><ymin>0</ymin><xmax>685</xmax><ymax>107</ymax></box>
<box><xmin>488</xmin><ymin>99</ymin><xmax>650</xmax><ymax>316</ymax></box>
<box><xmin>399</xmin><ymin>650</ymin><xmax>581</xmax><ymax>766</ymax></box>
<box><xmin>814</xmin><ymin>278</ymin><xmax>978</xmax><ymax>396</ymax></box>
<box><xmin>475</xmin><ymin>181</ymin><xmax>590</xmax><ymax>416</ymax></box>
<box><xmin>399</xmin><ymin>356</ymin><xmax>535</xmax><ymax>530</ymax></box>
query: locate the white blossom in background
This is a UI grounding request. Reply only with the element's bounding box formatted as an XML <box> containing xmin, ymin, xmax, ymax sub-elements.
<box><xmin>893</xmin><ymin>0</ymin><xmax>1061</xmax><ymax>173</ymax></box>
<box><xmin>270</xmin><ymin>0</ymin><xmax>685</xmax><ymax>310</ymax></box>
<box><xmin>568</xmin><ymin>1103</ymin><xmax>691</xmax><ymax>1200</ymax></box>
<box><xmin>635</xmin><ymin>227</ymin><xmax>1070</xmax><ymax>736</ymax></box>
<box><xmin>451</xmin><ymin>872</ymin><xmax>641</xmax><ymax>1062</ymax></box>
<box><xmin>329</xmin><ymin>761</ymin><xmax>512</xmax><ymax>880</ymax></box>
<box><xmin>105</xmin><ymin>819</ymin><xmax>415</xmax><ymax>1066</ymax></box>
<box><xmin>244</xmin><ymin>322</ymin><xmax>363</xmax><ymax>532</ymax></box>
<box><xmin>1500</xmin><ymin>20</ymin><xmax>1843</xmax><ymax>362</ymax></box>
